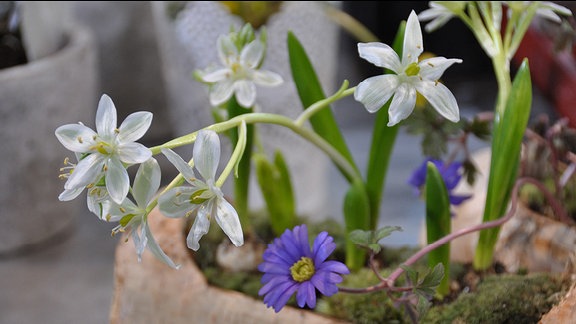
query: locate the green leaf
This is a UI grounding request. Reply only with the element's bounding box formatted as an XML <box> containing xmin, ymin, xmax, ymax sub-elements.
<box><xmin>287</xmin><ymin>31</ymin><xmax>358</xmax><ymax>182</ymax></box>
<box><xmin>254</xmin><ymin>151</ymin><xmax>296</xmax><ymax>236</ymax></box>
<box><xmin>226</xmin><ymin>96</ymin><xmax>254</xmax><ymax>229</ymax></box>
<box><xmin>425</xmin><ymin>162</ymin><xmax>451</xmax><ymax>297</ymax></box>
<box><xmin>400</xmin><ymin>264</ymin><xmax>419</xmax><ymax>287</ymax></box>
<box><xmin>365</xmin><ymin>21</ymin><xmax>405</xmax><ymax>229</ymax></box>
<box><xmin>474</xmin><ymin>59</ymin><xmax>532</xmax><ymax>270</ymax></box>
<box><xmin>348</xmin><ymin>226</ymin><xmax>402</xmax><ymax>255</ymax></box>
<box><xmin>343</xmin><ymin>179</ymin><xmax>371</xmax><ymax>270</ymax></box>
<box><xmin>374</xmin><ymin>226</ymin><xmax>403</xmax><ymax>241</ymax></box>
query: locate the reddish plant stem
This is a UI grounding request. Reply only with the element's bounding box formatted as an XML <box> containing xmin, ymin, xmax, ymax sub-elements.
<box><xmin>338</xmin><ymin>176</ymin><xmax>537</xmax><ymax>294</ymax></box>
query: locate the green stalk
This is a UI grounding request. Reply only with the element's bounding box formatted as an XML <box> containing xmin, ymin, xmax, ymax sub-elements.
<box><xmin>365</xmin><ymin>21</ymin><xmax>404</xmax><ymax>229</ymax></box>
<box><xmin>425</xmin><ymin>162</ymin><xmax>451</xmax><ymax>298</ymax></box>
<box><xmin>473</xmin><ymin>59</ymin><xmax>532</xmax><ymax>270</ymax></box>
<box><xmin>226</xmin><ymin>97</ymin><xmax>254</xmax><ymax>230</ymax></box>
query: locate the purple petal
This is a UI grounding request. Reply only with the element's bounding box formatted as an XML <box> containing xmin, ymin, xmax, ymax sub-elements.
<box><xmin>296</xmin><ymin>281</ymin><xmax>317</xmax><ymax>308</ymax></box>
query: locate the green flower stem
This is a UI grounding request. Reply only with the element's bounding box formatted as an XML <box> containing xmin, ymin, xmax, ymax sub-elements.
<box><xmin>150</xmin><ymin>112</ymin><xmax>363</xmax><ymax>187</ymax></box>
<box><xmin>216</xmin><ymin>121</ymin><xmax>247</xmax><ymax>188</ymax></box>
<box><xmin>294</xmin><ymin>82</ymin><xmax>354</xmax><ymax>127</ymax></box>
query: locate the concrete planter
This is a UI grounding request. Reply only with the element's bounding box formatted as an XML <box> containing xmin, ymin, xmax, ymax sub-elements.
<box><xmin>0</xmin><ymin>25</ymin><xmax>98</xmax><ymax>255</ymax></box>
<box><xmin>109</xmin><ymin>207</ymin><xmax>344</xmax><ymax>324</ymax></box>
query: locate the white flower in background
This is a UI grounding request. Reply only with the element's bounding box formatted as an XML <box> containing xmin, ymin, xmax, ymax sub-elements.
<box><xmin>506</xmin><ymin>1</ymin><xmax>572</xmax><ymax>23</ymax></box>
<box><xmin>55</xmin><ymin>94</ymin><xmax>153</xmax><ymax>204</ymax></box>
<box><xmin>158</xmin><ymin>130</ymin><xmax>244</xmax><ymax>251</ymax></box>
<box><xmin>197</xmin><ymin>33</ymin><xmax>283</xmax><ymax>108</ymax></box>
<box><xmin>354</xmin><ymin>10</ymin><xmax>462</xmax><ymax>127</ymax></box>
<box><xmin>417</xmin><ymin>1</ymin><xmax>467</xmax><ymax>32</ymax></box>
<box><xmin>108</xmin><ymin>158</ymin><xmax>180</xmax><ymax>269</ymax></box>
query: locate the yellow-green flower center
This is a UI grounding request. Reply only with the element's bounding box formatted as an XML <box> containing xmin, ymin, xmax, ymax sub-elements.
<box><xmin>405</xmin><ymin>62</ymin><xmax>420</xmax><ymax>77</ymax></box>
<box><xmin>90</xmin><ymin>141</ymin><xmax>113</xmax><ymax>155</ymax></box>
<box><xmin>290</xmin><ymin>257</ymin><xmax>315</xmax><ymax>282</ymax></box>
<box><xmin>190</xmin><ymin>189</ymin><xmax>209</xmax><ymax>204</ymax></box>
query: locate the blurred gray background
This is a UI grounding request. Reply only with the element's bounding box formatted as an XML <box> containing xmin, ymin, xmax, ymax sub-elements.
<box><xmin>0</xmin><ymin>2</ymin><xmax>560</xmax><ymax>323</ymax></box>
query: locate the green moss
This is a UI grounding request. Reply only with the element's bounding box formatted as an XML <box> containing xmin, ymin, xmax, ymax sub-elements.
<box><xmin>318</xmin><ymin>268</ymin><xmax>406</xmax><ymax>323</ymax></box>
<box><xmin>422</xmin><ymin>273</ymin><xmax>569</xmax><ymax>323</ymax></box>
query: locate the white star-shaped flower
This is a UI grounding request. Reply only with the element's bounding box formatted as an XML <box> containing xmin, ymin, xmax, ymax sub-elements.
<box><xmin>197</xmin><ymin>34</ymin><xmax>283</xmax><ymax>108</ymax></box>
<box><xmin>354</xmin><ymin>10</ymin><xmax>462</xmax><ymax>127</ymax></box>
<box><xmin>158</xmin><ymin>130</ymin><xmax>244</xmax><ymax>251</ymax></box>
<box><xmin>417</xmin><ymin>1</ymin><xmax>467</xmax><ymax>32</ymax></box>
<box><xmin>107</xmin><ymin>158</ymin><xmax>180</xmax><ymax>269</ymax></box>
<box><xmin>55</xmin><ymin>94</ymin><xmax>153</xmax><ymax>204</ymax></box>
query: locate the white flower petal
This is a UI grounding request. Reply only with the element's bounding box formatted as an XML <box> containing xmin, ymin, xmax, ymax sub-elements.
<box><xmin>415</xmin><ymin>80</ymin><xmax>460</xmax><ymax>122</ymax></box>
<box><xmin>252</xmin><ymin>70</ymin><xmax>283</xmax><ymax>87</ymax></box>
<box><xmin>357</xmin><ymin>42</ymin><xmax>402</xmax><ymax>72</ymax></box>
<box><xmin>117</xmin><ymin>142</ymin><xmax>152</xmax><ymax>164</ymax></box>
<box><xmin>217</xmin><ymin>35</ymin><xmax>238</xmax><ymax>65</ymax></box>
<box><xmin>65</xmin><ymin>153</ymin><xmax>104</xmax><ymax>189</ymax></box>
<box><xmin>105</xmin><ymin>157</ymin><xmax>130</xmax><ymax>204</ymax></box>
<box><xmin>209</xmin><ymin>80</ymin><xmax>235</xmax><ymax>107</ymax></box>
<box><xmin>200</xmin><ymin>68</ymin><xmax>231</xmax><ymax>83</ymax></box>
<box><xmin>419</xmin><ymin>57</ymin><xmax>462</xmax><ymax>81</ymax></box>
<box><xmin>161</xmin><ymin>148</ymin><xmax>197</xmax><ymax>184</ymax></box>
<box><xmin>194</xmin><ymin>130</ymin><xmax>220</xmax><ymax>181</ymax></box>
<box><xmin>388</xmin><ymin>83</ymin><xmax>417</xmax><ymax>126</ymax></box>
<box><xmin>131</xmin><ymin>224</ymin><xmax>147</xmax><ymax>263</ymax></box>
<box><xmin>118</xmin><ymin>111</ymin><xmax>153</xmax><ymax>143</ymax></box>
<box><xmin>544</xmin><ymin>1</ymin><xmax>572</xmax><ymax>16</ymax></box>
<box><xmin>214</xmin><ymin>197</ymin><xmax>244</xmax><ymax>247</ymax></box>
<box><xmin>354</xmin><ymin>75</ymin><xmax>399</xmax><ymax>113</ymax></box>
<box><xmin>241</xmin><ymin>40</ymin><xmax>264</xmax><ymax>69</ymax></box>
<box><xmin>158</xmin><ymin>187</ymin><xmax>197</xmax><ymax>218</ymax></box>
<box><xmin>58</xmin><ymin>186</ymin><xmax>85</xmax><ymax>202</ymax></box>
<box><xmin>55</xmin><ymin>124</ymin><xmax>97</xmax><ymax>152</ymax></box>
<box><xmin>95</xmin><ymin>94</ymin><xmax>117</xmax><ymax>137</ymax></box>
<box><xmin>144</xmin><ymin>223</ymin><xmax>180</xmax><ymax>269</ymax></box>
<box><xmin>187</xmin><ymin>208</ymin><xmax>211</xmax><ymax>251</ymax></box>
<box><xmin>403</xmin><ymin>11</ymin><xmax>424</xmax><ymax>66</ymax></box>
<box><xmin>133</xmin><ymin>158</ymin><xmax>161</xmax><ymax>208</ymax></box>
<box><xmin>234</xmin><ymin>80</ymin><xmax>257</xmax><ymax>108</ymax></box>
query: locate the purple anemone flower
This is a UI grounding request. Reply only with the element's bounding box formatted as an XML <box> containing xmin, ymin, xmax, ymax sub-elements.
<box><xmin>258</xmin><ymin>224</ymin><xmax>350</xmax><ymax>313</ymax></box>
<box><xmin>408</xmin><ymin>158</ymin><xmax>472</xmax><ymax>206</ymax></box>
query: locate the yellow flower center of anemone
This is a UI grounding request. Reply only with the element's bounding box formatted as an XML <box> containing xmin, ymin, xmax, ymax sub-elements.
<box><xmin>405</xmin><ymin>62</ymin><xmax>420</xmax><ymax>77</ymax></box>
<box><xmin>290</xmin><ymin>257</ymin><xmax>315</xmax><ymax>282</ymax></box>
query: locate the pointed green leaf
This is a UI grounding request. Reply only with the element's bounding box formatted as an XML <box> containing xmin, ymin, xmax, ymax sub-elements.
<box><xmin>254</xmin><ymin>151</ymin><xmax>296</xmax><ymax>236</ymax></box>
<box><xmin>343</xmin><ymin>179</ymin><xmax>371</xmax><ymax>270</ymax></box>
<box><xmin>425</xmin><ymin>162</ymin><xmax>451</xmax><ymax>297</ymax></box>
<box><xmin>374</xmin><ymin>226</ymin><xmax>403</xmax><ymax>242</ymax></box>
<box><xmin>365</xmin><ymin>21</ymin><xmax>405</xmax><ymax>229</ymax></box>
<box><xmin>287</xmin><ymin>31</ymin><xmax>358</xmax><ymax>181</ymax></box>
<box><xmin>474</xmin><ymin>59</ymin><xmax>532</xmax><ymax>270</ymax></box>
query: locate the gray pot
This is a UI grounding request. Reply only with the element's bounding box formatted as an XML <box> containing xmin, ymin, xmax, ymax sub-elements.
<box><xmin>0</xmin><ymin>25</ymin><xmax>98</xmax><ymax>255</ymax></box>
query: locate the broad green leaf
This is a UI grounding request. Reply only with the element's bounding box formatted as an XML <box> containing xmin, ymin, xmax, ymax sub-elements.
<box><xmin>348</xmin><ymin>226</ymin><xmax>402</xmax><ymax>254</ymax></box>
<box><xmin>343</xmin><ymin>179</ymin><xmax>371</xmax><ymax>271</ymax></box>
<box><xmin>365</xmin><ymin>21</ymin><xmax>405</xmax><ymax>229</ymax></box>
<box><xmin>425</xmin><ymin>162</ymin><xmax>451</xmax><ymax>297</ymax></box>
<box><xmin>374</xmin><ymin>226</ymin><xmax>403</xmax><ymax>241</ymax></box>
<box><xmin>474</xmin><ymin>59</ymin><xmax>532</xmax><ymax>270</ymax></box>
<box><xmin>287</xmin><ymin>31</ymin><xmax>358</xmax><ymax>181</ymax></box>
<box><xmin>226</xmin><ymin>96</ymin><xmax>254</xmax><ymax>228</ymax></box>
<box><xmin>254</xmin><ymin>151</ymin><xmax>296</xmax><ymax>236</ymax></box>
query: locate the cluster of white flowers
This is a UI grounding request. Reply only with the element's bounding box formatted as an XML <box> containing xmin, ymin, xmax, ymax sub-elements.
<box><xmin>54</xmin><ymin>1</ymin><xmax>572</xmax><ymax>273</ymax></box>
